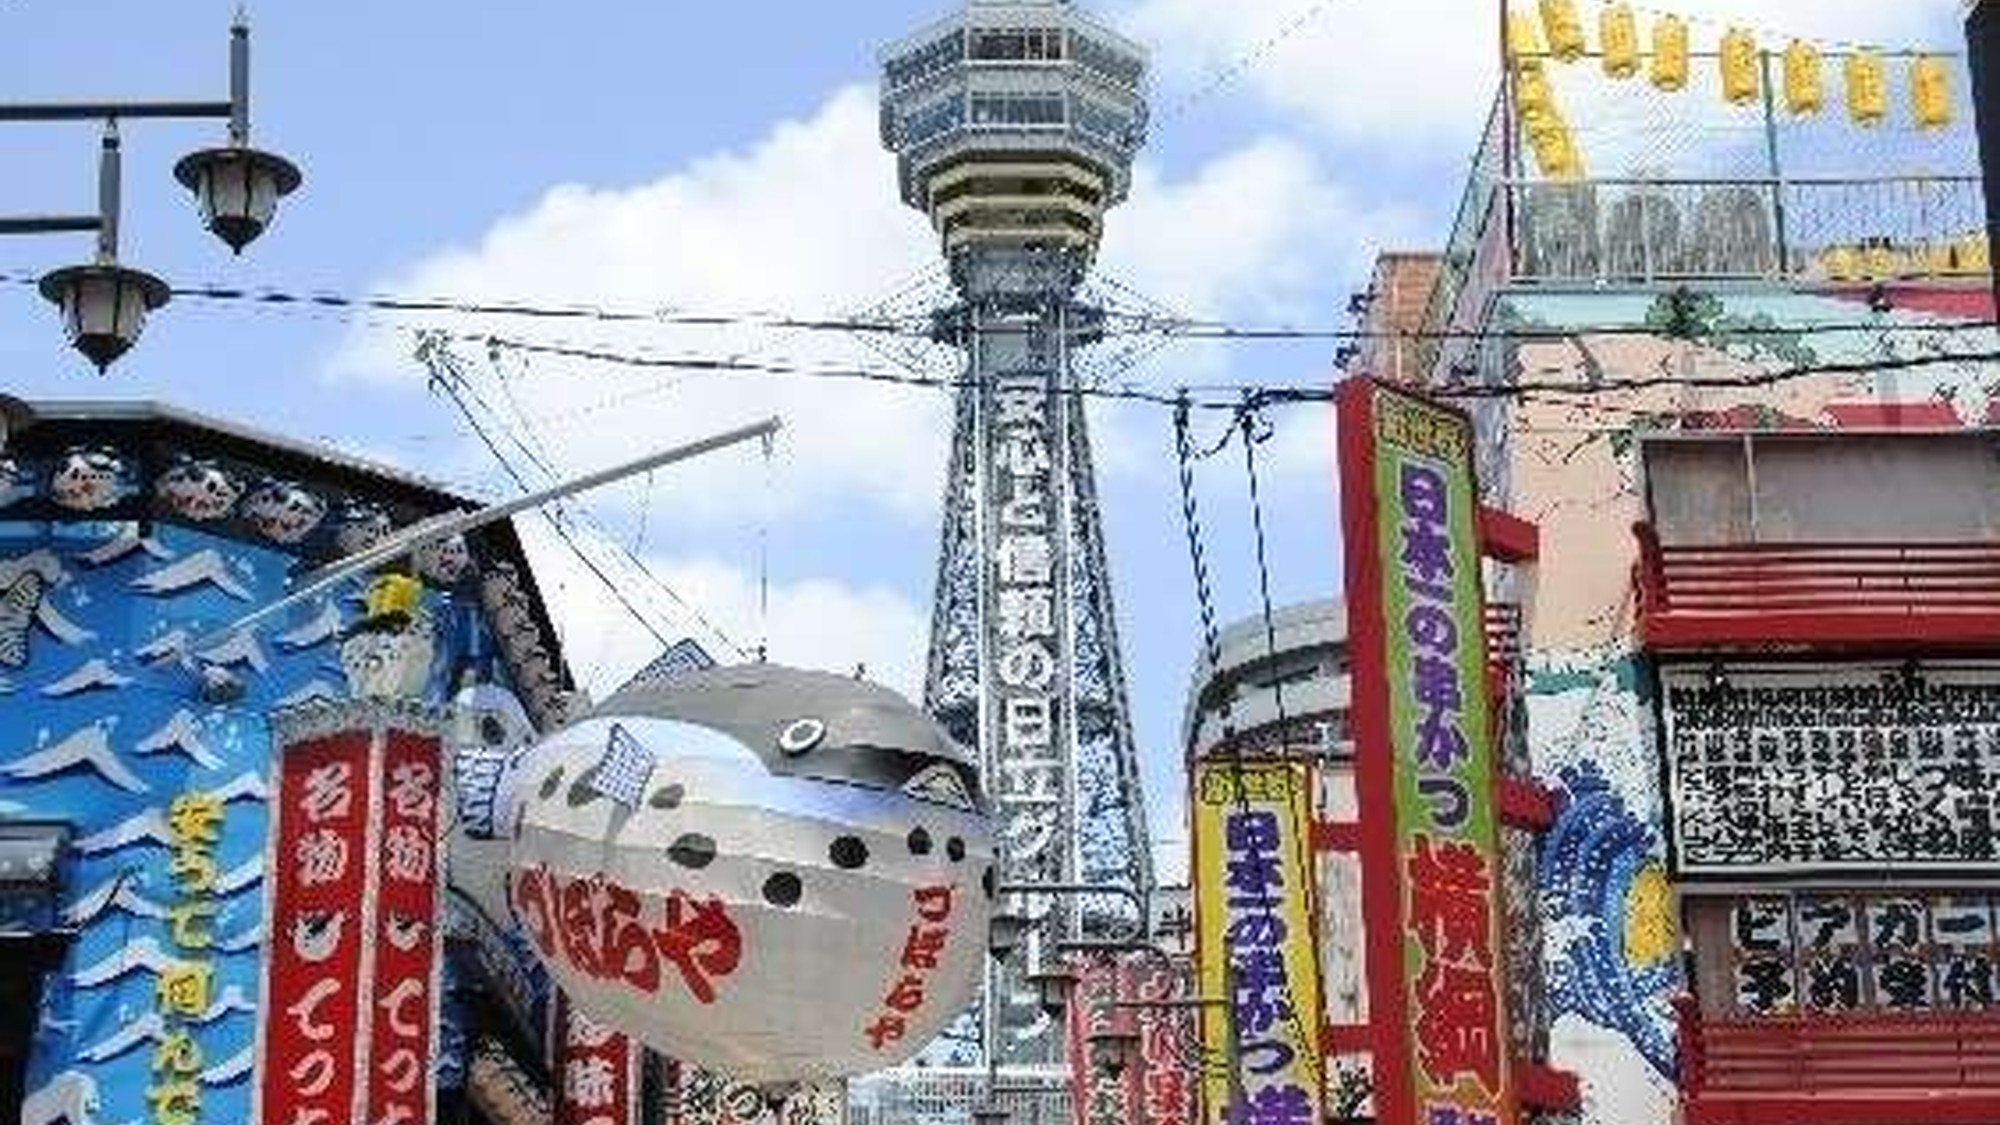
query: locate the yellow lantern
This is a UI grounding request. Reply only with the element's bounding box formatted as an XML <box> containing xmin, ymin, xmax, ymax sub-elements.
<box><xmin>1783</xmin><ymin>40</ymin><xmax>1823</xmax><ymax>115</ymax></box>
<box><xmin>1719</xmin><ymin>27</ymin><xmax>1761</xmax><ymax>106</ymax></box>
<box><xmin>1601</xmin><ymin>3</ymin><xmax>1640</xmax><ymax>79</ymax></box>
<box><xmin>1506</xmin><ymin>10</ymin><xmax>1544</xmax><ymax>63</ymax></box>
<box><xmin>1650</xmin><ymin>15</ymin><xmax>1690</xmax><ymax>93</ymax></box>
<box><xmin>1516</xmin><ymin>63</ymin><xmax>1557</xmax><ymax>122</ymax></box>
<box><xmin>1540</xmin><ymin>0</ymin><xmax>1587</xmax><ymax>63</ymax></box>
<box><xmin>1822</xmin><ymin>245</ymin><xmax>1861</xmax><ymax>281</ymax></box>
<box><xmin>1846</xmin><ymin>49</ymin><xmax>1887</xmax><ymax>125</ymax></box>
<box><xmin>1956</xmin><ymin>233</ymin><xmax>1991</xmax><ymax>276</ymax></box>
<box><xmin>1913</xmin><ymin>54</ymin><xmax>1954</xmax><ymax>129</ymax></box>
<box><xmin>1529</xmin><ymin>116</ymin><xmax>1584</xmax><ymax>180</ymax></box>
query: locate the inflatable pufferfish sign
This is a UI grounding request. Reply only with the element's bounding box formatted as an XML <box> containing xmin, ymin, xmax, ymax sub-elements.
<box><xmin>501</xmin><ymin>664</ymin><xmax>994</xmax><ymax>1086</ymax></box>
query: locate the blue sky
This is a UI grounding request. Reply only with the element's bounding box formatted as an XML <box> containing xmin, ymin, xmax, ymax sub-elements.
<box><xmin>0</xmin><ymin>0</ymin><xmax>1969</xmax><ymax>858</ymax></box>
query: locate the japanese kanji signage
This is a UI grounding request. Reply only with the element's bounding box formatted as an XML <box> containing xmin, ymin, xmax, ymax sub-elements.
<box><xmin>150</xmin><ymin>789</ymin><xmax>228</xmax><ymax>1125</ymax></box>
<box><xmin>1717</xmin><ymin>892</ymin><xmax>2000</xmax><ymax>1015</ymax></box>
<box><xmin>1664</xmin><ymin>664</ymin><xmax>2000</xmax><ymax>875</ymax></box>
<box><xmin>257</xmin><ymin>709</ymin><xmax>447</xmax><ymax>1125</ymax></box>
<box><xmin>1192</xmin><ymin>761</ymin><xmax>1323</xmax><ymax>1125</ymax></box>
<box><xmin>1337</xmin><ymin>379</ymin><xmax>1514</xmax><ymax>1125</ymax></box>
<box><xmin>555</xmin><ymin>993</ymin><xmax>639</xmax><ymax>1125</ymax></box>
<box><xmin>257</xmin><ymin>727</ymin><xmax>375</xmax><ymax>1125</ymax></box>
<box><xmin>1069</xmin><ymin>954</ymin><xmax>1141</xmax><ymax>1125</ymax></box>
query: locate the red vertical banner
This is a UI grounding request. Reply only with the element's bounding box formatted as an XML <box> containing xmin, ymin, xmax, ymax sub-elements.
<box><xmin>1337</xmin><ymin>378</ymin><xmax>1515</xmax><ymax>1125</ymax></box>
<box><xmin>257</xmin><ymin>728</ymin><xmax>376</xmax><ymax>1125</ymax></box>
<box><xmin>1068</xmin><ymin>955</ymin><xmax>1140</xmax><ymax>1125</ymax></box>
<box><xmin>1130</xmin><ymin>959</ymin><xmax>1199</xmax><ymax>1125</ymax></box>
<box><xmin>554</xmin><ymin>992</ymin><xmax>640</xmax><ymax>1125</ymax></box>
<box><xmin>364</xmin><ymin>728</ymin><xmax>446</xmax><ymax>1125</ymax></box>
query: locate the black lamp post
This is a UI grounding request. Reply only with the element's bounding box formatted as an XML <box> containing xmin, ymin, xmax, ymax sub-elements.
<box><xmin>1</xmin><ymin>16</ymin><xmax>303</xmax><ymax>370</ymax></box>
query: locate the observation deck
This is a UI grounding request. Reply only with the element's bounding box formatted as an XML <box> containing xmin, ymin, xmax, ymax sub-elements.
<box><xmin>878</xmin><ymin>0</ymin><xmax>1147</xmax><ymax>264</ymax></box>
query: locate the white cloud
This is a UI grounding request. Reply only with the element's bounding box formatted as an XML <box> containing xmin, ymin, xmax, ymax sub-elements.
<box><xmin>1118</xmin><ymin>0</ymin><xmax>1961</xmax><ymax>150</ymax></box>
<box><xmin>524</xmin><ymin>526</ymin><xmax>929</xmax><ymax>703</ymax></box>
<box><xmin>335</xmin><ymin>83</ymin><xmax>1414</xmax><ymax>512</ymax></box>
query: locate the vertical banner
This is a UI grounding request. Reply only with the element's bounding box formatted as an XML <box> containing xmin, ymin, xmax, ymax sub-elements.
<box><xmin>365</xmin><ymin>728</ymin><xmax>447</xmax><ymax>1125</ymax></box>
<box><xmin>1130</xmin><ymin>958</ymin><xmax>1200</xmax><ymax>1125</ymax></box>
<box><xmin>1337</xmin><ymin>378</ymin><xmax>1515</xmax><ymax>1125</ymax></box>
<box><xmin>1069</xmin><ymin>955</ymin><xmax>1140</xmax><ymax>1125</ymax></box>
<box><xmin>257</xmin><ymin>728</ymin><xmax>376</xmax><ymax>1125</ymax></box>
<box><xmin>1193</xmin><ymin>760</ymin><xmax>1323</xmax><ymax>1125</ymax></box>
<box><xmin>554</xmin><ymin>993</ymin><xmax>639</xmax><ymax>1125</ymax></box>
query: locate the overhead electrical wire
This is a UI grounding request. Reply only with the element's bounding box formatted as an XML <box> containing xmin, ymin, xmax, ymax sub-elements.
<box><xmin>10</xmin><ymin>266</ymin><xmax>1986</xmax><ymax>347</ymax></box>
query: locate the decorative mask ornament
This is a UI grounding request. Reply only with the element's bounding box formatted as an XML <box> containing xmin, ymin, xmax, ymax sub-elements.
<box><xmin>415</xmin><ymin>533</ymin><xmax>473</xmax><ymax>586</ymax></box>
<box><xmin>335</xmin><ymin>502</ymin><xmax>396</xmax><ymax>556</ymax></box>
<box><xmin>501</xmin><ymin>664</ymin><xmax>993</xmax><ymax>1087</ymax></box>
<box><xmin>49</xmin><ymin>447</ymin><xmax>133</xmax><ymax>512</ymax></box>
<box><xmin>243</xmin><ymin>480</ymin><xmax>328</xmax><ymax>544</ymax></box>
<box><xmin>155</xmin><ymin>458</ymin><xmax>245</xmax><ymax>522</ymax></box>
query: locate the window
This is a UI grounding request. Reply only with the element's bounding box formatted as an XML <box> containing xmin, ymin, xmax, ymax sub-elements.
<box><xmin>885</xmin><ymin>32</ymin><xmax>965</xmax><ymax>90</ymax></box>
<box><xmin>1070</xmin><ymin>95</ymin><xmax>1137</xmax><ymax>148</ymax></box>
<box><xmin>900</xmin><ymin>97</ymin><xmax>966</xmax><ymax>147</ymax></box>
<box><xmin>968</xmin><ymin>93</ymin><xmax>1066</xmax><ymax>128</ymax></box>
<box><xmin>970</xmin><ymin>27</ymin><xmax>1065</xmax><ymax>62</ymax></box>
<box><xmin>1071</xmin><ymin>33</ymin><xmax>1145</xmax><ymax>87</ymax></box>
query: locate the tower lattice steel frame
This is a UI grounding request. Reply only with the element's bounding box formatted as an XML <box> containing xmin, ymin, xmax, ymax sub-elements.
<box><xmin>878</xmin><ymin>0</ymin><xmax>1156</xmax><ymax>1104</ymax></box>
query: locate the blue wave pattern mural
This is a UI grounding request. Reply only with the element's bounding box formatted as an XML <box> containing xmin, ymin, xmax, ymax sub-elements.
<box><xmin>0</xmin><ymin>518</ymin><xmax>484</xmax><ymax>1125</ymax></box>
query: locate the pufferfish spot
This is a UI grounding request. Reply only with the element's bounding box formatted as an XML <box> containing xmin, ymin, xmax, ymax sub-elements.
<box><xmin>539</xmin><ymin>767</ymin><xmax>565</xmax><ymax>800</ymax></box>
<box><xmin>907</xmin><ymin>827</ymin><xmax>933</xmax><ymax>857</ymax></box>
<box><xmin>669</xmin><ymin>833</ymin><xmax>718</xmax><ymax>870</ymax></box>
<box><xmin>763</xmin><ymin>871</ymin><xmax>804</xmax><ymax>908</ymax></box>
<box><xmin>830</xmin><ymin>836</ymin><xmax>869</xmax><ymax>870</ymax></box>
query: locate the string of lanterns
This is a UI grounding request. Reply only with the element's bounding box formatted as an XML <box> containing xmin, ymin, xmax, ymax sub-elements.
<box><xmin>1507</xmin><ymin>1</ymin><xmax>1959</xmax><ymax>180</ymax></box>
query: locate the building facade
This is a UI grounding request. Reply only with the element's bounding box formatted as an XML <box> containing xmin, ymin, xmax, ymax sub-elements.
<box><xmin>1410</xmin><ymin>20</ymin><xmax>2000</xmax><ymax>1125</ymax></box>
<box><xmin>0</xmin><ymin>402</ymin><xmax>576</xmax><ymax>1125</ymax></box>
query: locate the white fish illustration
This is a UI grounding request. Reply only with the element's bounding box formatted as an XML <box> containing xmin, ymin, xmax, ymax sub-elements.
<box><xmin>277</xmin><ymin>601</ymin><xmax>342</xmax><ymax>651</ymax></box>
<box><xmin>133</xmin><ymin>710</ymin><xmax>221</xmax><ymax>770</ymax></box>
<box><xmin>74</xmin><ymin>807</ymin><xmax>169</xmax><ymax>854</ymax></box>
<box><xmin>77</xmin><ymin>533</ymin><xmax>175</xmax><ymax>568</ymax></box>
<box><xmin>200</xmin><ymin>1044</ymin><xmax>255</xmax><ymax>1086</ymax></box>
<box><xmin>71</xmin><ymin>936</ymin><xmax>175</xmax><ymax>988</ymax></box>
<box><xmin>135</xmin><ymin>630</ymin><xmax>191</xmax><ymax>664</ymax></box>
<box><xmin>214</xmin><ymin>855</ymin><xmax>263</xmax><ymax>894</ymax></box>
<box><xmin>275</xmin><ymin>679</ymin><xmax>342</xmax><ymax>708</ymax></box>
<box><xmin>64</xmin><ymin>871</ymin><xmax>168</xmax><ymax>925</ymax></box>
<box><xmin>39</xmin><ymin>658</ymin><xmax>131</xmax><ymax>697</ymax></box>
<box><xmin>196</xmin><ymin>629</ymin><xmax>268</xmax><ymax>674</ymax></box>
<box><xmin>78</xmin><ymin>1012</ymin><xmax>162</xmax><ymax>1062</ymax></box>
<box><xmin>131</xmin><ymin>550</ymin><xmax>252</xmax><ymax>601</ymax></box>
<box><xmin>2</xmin><ymin>722</ymin><xmax>148</xmax><ymax>793</ymax></box>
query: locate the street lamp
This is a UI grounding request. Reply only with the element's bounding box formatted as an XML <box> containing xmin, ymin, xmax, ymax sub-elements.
<box><xmin>0</xmin><ymin>396</ymin><xmax>35</xmax><ymax>455</ymax></box>
<box><xmin>173</xmin><ymin>22</ymin><xmax>302</xmax><ymax>254</ymax></box>
<box><xmin>1084</xmin><ymin>1023</ymin><xmax>1142</xmax><ymax>1081</ymax></box>
<box><xmin>1</xmin><ymin>15</ymin><xmax>303</xmax><ymax>369</ymax></box>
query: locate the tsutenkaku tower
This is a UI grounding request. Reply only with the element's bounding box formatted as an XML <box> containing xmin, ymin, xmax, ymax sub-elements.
<box><xmin>880</xmin><ymin>0</ymin><xmax>1155</xmax><ymax>1075</ymax></box>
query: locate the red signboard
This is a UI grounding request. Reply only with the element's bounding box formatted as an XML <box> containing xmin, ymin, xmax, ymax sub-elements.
<box><xmin>364</xmin><ymin>729</ymin><xmax>446</xmax><ymax>1125</ymax></box>
<box><xmin>554</xmin><ymin>992</ymin><xmax>639</xmax><ymax>1125</ymax></box>
<box><xmin>1337</xmin><ymin>378</ymin><xmax>1514</xmax><ymax>1125</ymax></box>
<box><xmin>1066</xmin><ymin>954</ymin><xmax>1199</xmax><ymax>1125</ymax></box>
<box><xmin>257</xmin><ymin>729</ymin><xmax>375</xmax><ymax>1125</ymax></box>
<box><xmin>1069</xmin><ymin>955</ymin><xmax>1140</xmax><ymax>1125</ymax></box>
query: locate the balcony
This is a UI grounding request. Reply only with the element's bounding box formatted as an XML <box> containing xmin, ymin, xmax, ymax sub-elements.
<box><xmin>1633</xmin><ymin>522</ymin><xmax>2000</xmax><ymax>650</ymax></box>
<box><xmin>1678</xmin><ymin>998</ymin><xmax>2000</xmax><ymax>1125</ymax></box>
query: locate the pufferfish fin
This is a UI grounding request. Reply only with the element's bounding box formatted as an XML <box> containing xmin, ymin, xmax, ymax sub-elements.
<box><xmin>902</xmin><ymin>764</ymin><xmax>975</xmax><ymax>813</ymax></box>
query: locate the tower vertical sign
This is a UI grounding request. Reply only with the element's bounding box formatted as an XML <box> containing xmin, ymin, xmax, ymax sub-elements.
<box><xmin>1337</xmin><ymin>379</ymin><xmax>1514</xmax><ymax>1125</ymax></box>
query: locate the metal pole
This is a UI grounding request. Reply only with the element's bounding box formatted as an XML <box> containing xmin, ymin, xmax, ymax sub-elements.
<box><xmin>0</xmin><ymin>216</ymin><xmax>101</xmax><ymax>235</ymax></box>
<box><xmin>1758</xmin><ymin>49</ymin><xmax>1790</xmax><ymax>276</ymax></box>
<box><xmin>196</xmin><ymin>417</ymin><xmax>783</xmax><ymax>647</ymax></box>
<box><xmin>230</xmin><ymin>17</ymin><xmax>250</xmax><ymax>144</ymax></box>
<box><xmin>97</xmin><ymin>122</ymin><xmax>121</xmax><ymax>263</ymax></box>
<box><xmin>0</xmin><ymin>101</ymin><xmax>234</xmax><ymax>123</ymax></box>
